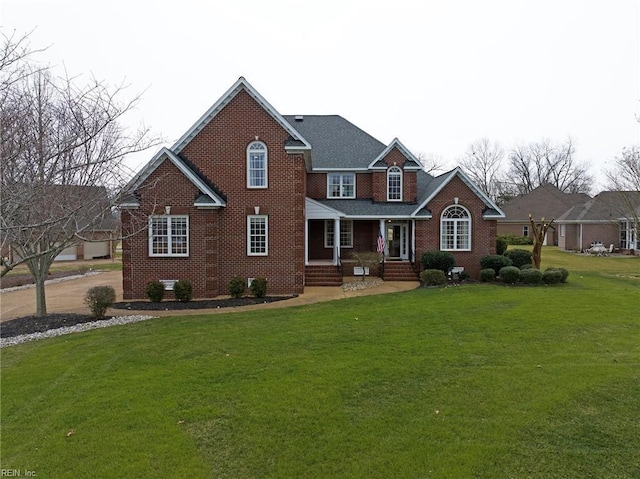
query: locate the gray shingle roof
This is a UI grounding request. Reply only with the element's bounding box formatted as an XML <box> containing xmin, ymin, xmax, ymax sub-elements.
<box><xmin>283</xmin><ymin>115</ymin><xmax>386</xmax><ymax>170</ymax></box>
<box><xmin>500</xmin><ymin>184</ymin><xmax>590</xmax><ymax>221</ymax></box>
<box><xmin>556</xmin><ymin>191</ymin><xmax>640</xmax><ymax>222</ymax></box>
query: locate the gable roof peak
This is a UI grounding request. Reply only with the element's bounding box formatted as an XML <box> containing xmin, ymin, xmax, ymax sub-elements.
<box><xmin>171</xmin><ymin>77</ymin><xmax>310</xmax><ymax>154</ymax></box>
<box><xmin>368</xmin><ymin>138</ymin><xmax>422</xmax><ymax>170</ymax></box>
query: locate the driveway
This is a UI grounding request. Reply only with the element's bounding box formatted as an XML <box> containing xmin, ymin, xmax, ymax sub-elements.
<box><xmin>1</xmin><ymin>270</ymin><xmax>419</xmax><ymax>322</ymax></box>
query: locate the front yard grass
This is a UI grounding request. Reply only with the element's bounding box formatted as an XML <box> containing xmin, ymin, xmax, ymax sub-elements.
<box><xmin>1</xmin><ymin>248</ymin><xmax>639</xmax><ymax>477</ymax></box>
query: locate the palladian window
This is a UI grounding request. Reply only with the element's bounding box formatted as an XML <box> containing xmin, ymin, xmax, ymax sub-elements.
<box><xmin>441</xmin><ymin>205</ymin><xmax>471</xmax><ymax>251</ymax></box>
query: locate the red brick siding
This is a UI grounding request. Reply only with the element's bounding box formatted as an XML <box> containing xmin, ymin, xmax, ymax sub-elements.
<box><xmin>414</xmin><ymin>175</ymin><xmax>497</xmax><ymax>278</ymax></box>
<box><xmin>121</xmin><ymin>159</ymin><xmax>221</xmax><ymax>299</ymax></box>
<box><xmin>123</xmin><ymin>89</ymin><xmax>306</xmax><ymax>299</ymax></box>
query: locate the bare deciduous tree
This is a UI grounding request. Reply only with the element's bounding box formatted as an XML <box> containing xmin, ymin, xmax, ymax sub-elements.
<box><xmin>459</xmin><ymin>138</ymin><xmax>505</xmax><ymax>202</ymax></box>
<box><xmin>505</xmin><ymin>138</ymin><xmax>593</xmax><ymax>195</ymax></box>
<box><xmin>415</xmin><ymin>152</ymin><xmax>445</xmax><ymax>175</ymax></box>
<box><xmin>0</xmin><ymin>31</ymin><xmax>159</xmax><ymax>317</ymax></box>
<box><xmin>605</xmin><ymin>146</ymin><xmax>640</xmax><ymax>249</ymax></box>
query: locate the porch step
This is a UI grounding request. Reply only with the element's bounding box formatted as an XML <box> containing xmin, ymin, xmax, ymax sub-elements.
<box><xmin>305</xmin><ymin>265</ymin><xmax>343</xmax><ymax>286</ymax></box>
<box><xmin>382</xmin><ymin>261</ymin><xmax>419</xmax><ymax>281</ymax></box>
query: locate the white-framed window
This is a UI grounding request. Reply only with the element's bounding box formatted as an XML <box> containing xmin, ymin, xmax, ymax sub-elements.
<box><xmin>441</xmin><ymin>205</ymin><xmax>471</xmax><ymax>251</ymax></box>
<box><xmin>149</xmin><ymin>216</ymin><xmax>189</xmax><ymax>257</ymax></box>
<box><xmin>387</xmin><ymin>166</ymin><xmax>402</xmax><ymax>201</ymax></box>
<box><xmin>327</xmin><ymin>173</ymin><xmax>355</xmax><ymax>198</ymax></box>
<box><xmin>324</xmin><ymin>220</ymin><xmax>354</xmax><ymax>248</ymax></box>
<box><xmin>247</xmin><ymin>141</ymin><xmax>267</xmax><ymax>188</ymax></box>
<box><xmin>248</xmin><ymin>215</ymin><xmax>268</xmax><ymax>255</ymax></box>
<box><xmin>523</xmin><ymin>225</ymin><xmax>529</xmax><ymax>237</ymax></box>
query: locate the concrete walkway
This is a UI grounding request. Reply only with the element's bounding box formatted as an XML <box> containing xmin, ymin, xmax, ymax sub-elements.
<box><xmin>0</xmin><ymin>270</ymin><xmax>420</xmax><ymax>322</ymax></box>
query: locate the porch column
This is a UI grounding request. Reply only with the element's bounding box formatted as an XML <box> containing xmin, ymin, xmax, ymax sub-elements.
<box><xmin>305</xmin><ymin>219</ymin><xmax>309</xmax><ymax>266</ymax></box>
<box><xmin>411</xmin><ymin>219</ymin><xmax>416</xmax><ymax>261</ymax></box>
<box><xmin>334</xmin><ymin>218</ymin><xmax>340</xmax><ymax>266</ymax></box>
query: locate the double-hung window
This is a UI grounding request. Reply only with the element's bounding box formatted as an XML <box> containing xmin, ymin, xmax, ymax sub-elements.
<box><xmin>149</xmin><ymin>216</ymin><xmax>189</xmax><ymax>257</ymax></box>
<box><xmin>441</xmin><ymin>205</ymin><xmax>471</xmax><ymax>251</ymax></box>
<box><xmin>327</xmin><ymin>173</ymin><xmax>355</xmax><ymax>198</ymax></box>
<box><xmin>248</xmin><ymin>215</ymin><xmax>268</xmax><ymax>255</ymax></box>
<box><xmin>387</xmin><ymin>166</ymin><xmax>402</xmax><ymax>201</ymax></box>
<box><xmin>247</xmin><ymin>141</ymin><xmax>267</xmax><ymax>188</ymax></box>
<box><xmin>324</xmin><ymin>220</ymin><xmax>353</xmax><ymax>248</ymax></box>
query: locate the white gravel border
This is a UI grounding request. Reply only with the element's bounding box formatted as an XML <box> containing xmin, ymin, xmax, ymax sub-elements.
<box><xmin>1</xmin><ymin>314</ymin><xmax>157</xmax><ymax>348</ymax></box>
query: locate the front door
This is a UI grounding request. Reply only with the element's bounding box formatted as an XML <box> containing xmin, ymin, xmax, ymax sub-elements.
<box><xmin>386</xmin><ymin>223</ymin><xmax>408</xmax><ymax>259</ymax></box>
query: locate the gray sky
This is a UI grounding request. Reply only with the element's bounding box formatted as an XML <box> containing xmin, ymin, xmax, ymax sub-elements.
<box><xmin>3</xmin><ymin>0</ymin><xmax>639</xmax><ymax>191</ymax></box>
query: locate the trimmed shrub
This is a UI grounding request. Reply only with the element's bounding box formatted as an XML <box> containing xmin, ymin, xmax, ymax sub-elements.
<box><xmin>250</xmin><ymin>277</ymin><xmax>268</xmax><ymax>298</ymax></box>
<box><xmin>420</xmin><ymin>269</ymin><xmax>447</xmax><ymax>286</ymax></box>
<box><xmin>520</xmin><ymin>263</ymin><xmax>534</xmax><ymax>270</ymax></box>
<box><xmin>480</xmin><ymin>268</ymin><xmax>496</xmax><ymax>282</ymax></box>
<box><xmin>499</xmin><ymin>233</ymin><xmax>533</xmax><ymax>245</ymax></box>
<box><xmin>480</xmin><ymin>254</ymin><xmax>513</xmax><ymax>274</ymax></box>
<box><xmin>504</xmin><ymin>248</ymin><xmax>533</xmax><ymax>268</ymax></box>
<box><xmin>543</xmin><ymin>268</ymin><xmax>563</xmax><ymax>284</ymax></box>
<box><xmin>499</xmin><ymin>266</ymin><xmax>521</xmax><ymax>284</ymax></box>
<box><xmin>228</xmin><ymin>276</ymin><xmax>246</xmax><ymax>298</ymax></box>
<box><xmin>420</xmin><ymin>250</ymin><xmax>456</xmax><ymax>273</ymax></box>
<box><xmin>84</xmin><ymin>285</ymin><xmax>116</xmax><ymax>318</ymax></box>
<box><xmin>520</xmin><ymin>268</ymin><xmax>543</xmax><ymax>285</ymax></box>
<box><xmin>545</xmin><ymin>267</ymin><xmax>569</xmax><ymax>283</ymax></box>
<box><xmin>146</xmin><ymin>280</ymin><xmax>165</xmax><ymax>303</ymax></box>
<box><xmin>173</xmin><ymin>279</ymin><xmax>193</xmax><ymax>302</ymax></box>
<box><xmin>496</xmin><ymin>236</ymin><xmax>508</xmax><ymax>255</ymax></box>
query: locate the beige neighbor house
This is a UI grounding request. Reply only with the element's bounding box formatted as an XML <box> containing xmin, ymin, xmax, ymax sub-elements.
<box><xmin>556</xmin><ymin>191</ymin><xmax>640</xmax><ymax>253</ymax></box>
<box><xmin>497</xmin><ymin>184</ymin><xmax>590</xmax><ymax>246</ymax></box>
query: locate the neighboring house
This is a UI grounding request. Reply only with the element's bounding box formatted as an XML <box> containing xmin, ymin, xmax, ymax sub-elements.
<box><xmin>497</xmin><ymin>184</ymin><xmax>590</xmax><ymax>245</ymax></box>
<box><xmin>556</xmin><ymin>191</ymin><xmax>640</xmax><ymax>253</ymax></box>
<box><xmin>120</xmin><ymin>77</ymin><xmax>504</xmax><ymax>300</ymax></box>
<box><xmin>2</xmin><ymin>185</ymin><xmax>119</xmax><ymax>263</ymax></box>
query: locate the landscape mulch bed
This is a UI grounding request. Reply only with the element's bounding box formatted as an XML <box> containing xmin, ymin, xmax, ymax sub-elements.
<box><xmin>0</xmin><ymin>296</ymin><xmax>295</xmax><ymax>339</ymax></box>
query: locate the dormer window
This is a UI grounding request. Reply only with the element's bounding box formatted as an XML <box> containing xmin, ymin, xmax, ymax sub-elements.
<box><xmin>327</xmin><ymin>173</ymin><xmax>355</xmax><ymax>198</ymax></box>
<box><xmin>247</xmin><ymin>141</ymin><xmax>267</xmax><ymax>188</ymax></box>
<box><xmin>387</xmin><ymin>166</ymin><xmax>402</xmax><ymax>201</ymax></box>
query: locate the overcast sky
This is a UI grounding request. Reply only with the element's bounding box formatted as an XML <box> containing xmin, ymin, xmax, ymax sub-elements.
<box><xmin>3</xmin><ymin>0</ymin><xmax>639</xmax><ymax>191</ymax></box>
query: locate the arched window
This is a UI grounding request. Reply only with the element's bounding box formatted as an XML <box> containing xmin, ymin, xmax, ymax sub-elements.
<box><xmin>247</xmin><ymin>141</ymin><xmax>267</xmax><ymax>188</ymax></box>
<box><xmin>387</xmin><ymin>166</ymin><xmax>402</xmax><ymax>201</ymax></box>
<box><xmin>441</xmin><ymin>205</ymin><xmax>471</xmax><ymax>251</ymax></box>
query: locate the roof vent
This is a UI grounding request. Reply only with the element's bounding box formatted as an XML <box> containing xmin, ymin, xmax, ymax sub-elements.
<box><xmin>294</xmin><ymin>115</ymin><xmax>304</xmax><ymax>122</ymax></box>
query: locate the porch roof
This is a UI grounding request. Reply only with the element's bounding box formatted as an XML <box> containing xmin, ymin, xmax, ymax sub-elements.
<box><xmin>310</xmin><ymin>198</ymin><xmax>432</xmax><ymax>219</ymax></box>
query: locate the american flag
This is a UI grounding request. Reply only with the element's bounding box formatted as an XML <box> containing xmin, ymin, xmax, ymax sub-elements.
<box><xmin>376</xmin><ymin>227</ymin><xmax>385</xmax><ymax>254</ymax></box>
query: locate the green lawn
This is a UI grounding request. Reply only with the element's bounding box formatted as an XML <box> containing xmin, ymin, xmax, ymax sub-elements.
<box><xmin>2</xmin><ymin>248</ymin><xmax>639</xmax><ymax>478</ymax></box>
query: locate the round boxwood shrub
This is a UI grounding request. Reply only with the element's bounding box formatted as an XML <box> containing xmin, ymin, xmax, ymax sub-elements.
<box><xmin>84</xmin><ymin>285</ymin><xmax>116</xmax><ymax>318</ymax></box>
<box><xmin>228</xmin><ymin>276</ymin><xmax>246</xmax><ymax>298</ymax></box>
<box><xmin>520</xmin><ymin>268</ymin><xmax>543</xmax><ymax>285</ymax></box>
<box><xmin>480</xmin><ymin>268</ymin><xmax>496</xmax><ymax>282</ymax></box>
<box><xmin>545</xmin><ymin>267</ymin><xmax>569</xmax><ymax>283</ymax></box>
<box><xmin>543</xmin><ymin>268</ymin><xmax>563</xmax><ymax>284</ymax></box>
<box><xmin>420</xmin><ymin>269</ymin><xmax>447</xmax><ymax>286</ymax></box>
<box><xmin>504</xmin><ymin>248</ymin><xmax>533</xmax><ymax>268</ymax></box>
<box><xmin>420</xmin><ymin>250</ymin><xmax>455</xmax><ymax>273</ymax></box>
<box><xmin>520</xmin><ymin>263</ymin><xmax>534</xmax><ymax>270</ymax></box>
<box><xmin>499</xmin><ymin>266</ymin><xmax>521</xmax><ymax>284</ymax></box>
<box><xmin>250</xmin><ymin>277</ymin><xmax>268</xmax><ymax>298</ymax></box>
<box><xmin>480</xmin><ymin>254</ymin><xmax>513</xmax><ymax>274</ymax></box>
<box><xmin>146</xmin><ymin>280</ymin><xmax>165</xmax><ymax>303</ymax></box>
<box><xmin>173</xmin><ymin>279</ymin><xmax>193</xmax><ymax>302</ymax></box>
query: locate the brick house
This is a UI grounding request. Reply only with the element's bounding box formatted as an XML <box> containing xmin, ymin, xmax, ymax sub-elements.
<box><xmin>120</xmin><ymin>77</ymin><xmax>504</xmax><ymax>300</ymax></box>
<box><xmin>556</xmin><ymin>191</ymin><xmax>640</xmax><ymax>253</ymax></box>
<box><xmin>497</xmin><ymin>184</ymin><xmax>590</xmax><ymax>246</ymax></box>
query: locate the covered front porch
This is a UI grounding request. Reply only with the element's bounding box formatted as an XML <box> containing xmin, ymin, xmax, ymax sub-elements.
<box><xmin>304</xmin><ymin>199</ymin><xmax>420</xmax><ymax>283</ymax></box>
